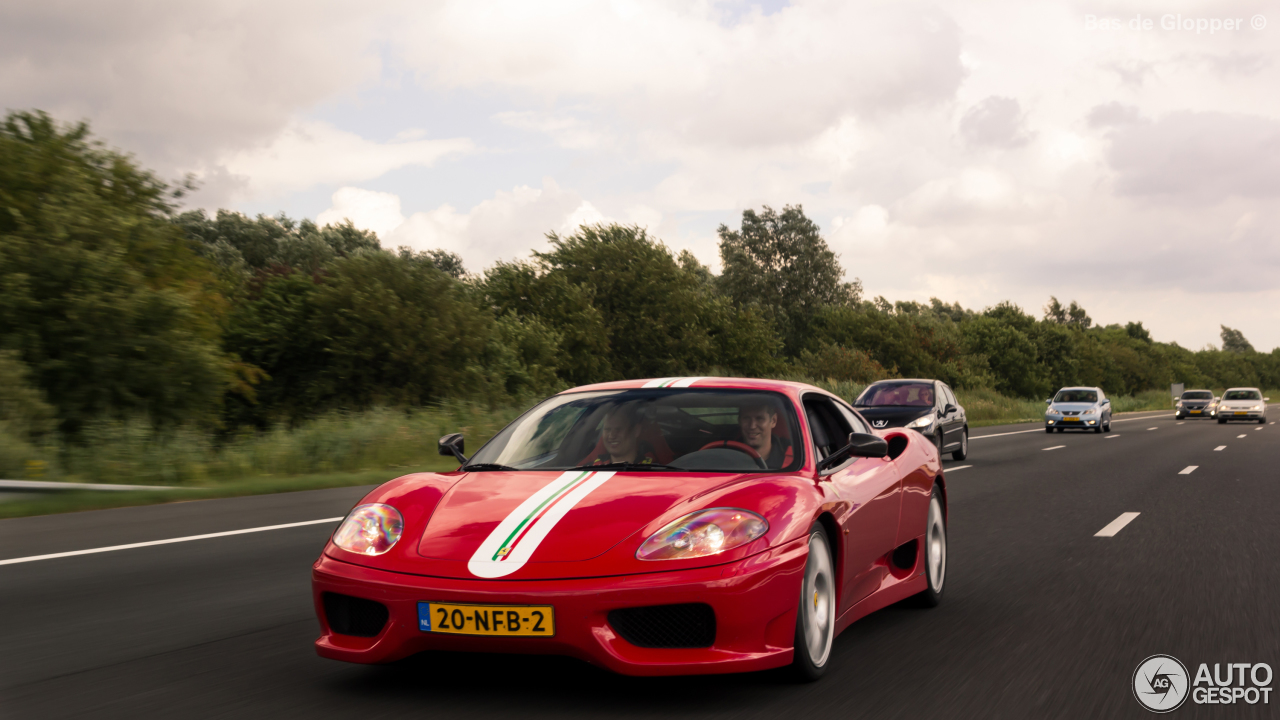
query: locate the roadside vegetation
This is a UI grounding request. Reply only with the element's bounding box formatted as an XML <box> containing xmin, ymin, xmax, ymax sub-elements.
<box><xmin>3</xmin><ymin>110</ymin><xmax>1280</xmax><ymax>517</ymax></box>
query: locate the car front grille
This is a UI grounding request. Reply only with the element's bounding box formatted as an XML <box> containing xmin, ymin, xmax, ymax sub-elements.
<box><xmin>322</xmin><ymin>592</ymin><xmax>389</xmax><ymax>637</ymax></box>
<box><xmin>608</xmin><ymin>603</ymin><xmax>716</xmax><ymax>648</ymax></box>
<box><xmin>1063</xmin><ymin>411</ymin><xmax>1080</xmax><ymax>416</ymax></box>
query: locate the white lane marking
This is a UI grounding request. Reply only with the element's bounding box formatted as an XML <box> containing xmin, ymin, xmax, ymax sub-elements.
<box><xmin>1147</xmin><ymin>427</ymin><xmax>1158</xmax><ymax>431</ymax></box>
<box><xmin>0</xmin><ymin>517</ymin><xmax>344</xmax><ymax>567</ymax></box>
<box><xmin>1043</xmin><ymin>445</ymin><xmax>1066</xmax><ymax>451</ymax></box>
<box><xmin>1256</xmin><ymin>427</ymin><xmax>1265</xmax><ymax>431</ymax></box>
<box><xmin>944</xmin><ymin>465</ymin><xmax>972</xmax><ymax>472</ymax></box>
<box><xmin>1238</xmin><ymin>434</ymin><xmax>1248</xmax><ymax>438</ymax></box>
<box><xmin>1176</xmin><ymin>422</ymin><xmax>1185</xmax><ymax>425</ymax></box>
<box><xmin>970</xmin><ymin>411</ymin><xmax>1174</xmax><ymax>440</ymax></box>
<box><xmin>1214</xmin><ymin>446</ymin><xmax>1226</xmax><ymax>451</ymax></box>
<box><xmin>1095</xmin><ymin>512</ymin><xmax>1140</xmax><ymax>537</ymax></box>
<box><xmin>1179</xmin><ymin>466</ymin><xmax>1198</xmax><ymax>475</ymax></box>
<box><xmin>1106</xmin><ymin>434</ymin><xmax>1121</xmax><ymax>439</ymax></box>
<box><xmin>1271</xmin><ymin>422</ymin><xmax>1275</xmax><ymax>425</ymax></box>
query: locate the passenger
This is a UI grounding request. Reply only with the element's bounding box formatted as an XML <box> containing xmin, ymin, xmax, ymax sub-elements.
<box><xmin>736</xmin><ymin>399</ymin><xmax>794</xmax><ymax>469</ymax></box>
<box><xmin>583</xmin><ymin>403</ymin><xmax>657</xmax><ymax>466</ymax></box>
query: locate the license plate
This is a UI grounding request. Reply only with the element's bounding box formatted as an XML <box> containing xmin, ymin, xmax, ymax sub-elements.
<box><xmin>418</xmin><ymin>602</ymin><xmax>554</xmax><ymax>637</ymax></box>
<box><xmin>1063</xmin><ymin>417</ymin><xmax>1081</xmax><ymax>422</ymax></box>
<box><xmin>1235</xmin><ymin>411</ymin><xmax>1247</xmax><ymax>415</ymax></box>
<box><xmin>1190</xmin><ymin>410</ymin><xmax>1201</xmax><ymax>414</ymax></box>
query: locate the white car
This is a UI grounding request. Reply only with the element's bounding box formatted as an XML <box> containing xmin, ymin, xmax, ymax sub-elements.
<box><xmin>1216</xmin><ymin>387</ymin><xmax>1269</xmax><ymax>424</ymax></box>
<box><xmin>1045</xmin><ymin>386</ymin><xmax>1113</xmax><ymax>433</ymax></box>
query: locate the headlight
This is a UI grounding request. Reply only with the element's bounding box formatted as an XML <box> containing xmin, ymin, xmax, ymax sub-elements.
<box><xmin>906</xmin><ymin>415</ymin><xmax>935</xmax><ymax>429</ymax></box>
<box><xmin>1045</xmin><ymin>406</ymin><xmax>1059</xmax><ymax>415</ymax></box>
<box><xmin>1252</xmin><ymin>405</ymin><xmax>1263</xmax><ymax>411</ymax></box>
<box><xmin>637</xmin><ymin>508</ymin><xmax>768</xmax><ymax>561</ymax></box>
<box><xmin>332</xmin><ymin>503</ymin><xmax>404</xmax><ymax>556</ymax></box>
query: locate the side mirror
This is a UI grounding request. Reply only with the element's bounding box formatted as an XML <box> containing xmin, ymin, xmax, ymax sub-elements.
<box><xmin>943</xmin><ymin>403</ymin><xmax>957</xmax><ymax>415</ymax></box>
<box><xmin>1045</xmin><ymin>399</ymin><xmax>1052</xmax><ymax>405</ymax></box>
<box><xmin>1101</xmin><ymin>399</ymin><xmax>1110</xmax><ymax>405</ymax></box>
<box><xmin>816</xmin><ymin>432</ymin><xmax>888</xmax><ymax>472</ymax></box>
<box><xmin>438</xmin><ymin>433</ymin><xmax>467</xmax><ymax>465</ymax></box>
<box><xmin>1266</xmin><ymin>397</ymin><xmax>1271</xmax><ymax>401</ymax></box>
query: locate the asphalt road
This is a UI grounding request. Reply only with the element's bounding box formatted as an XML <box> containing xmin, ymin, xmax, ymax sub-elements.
<box><xmin>3</xmin><ymin>408</ymin><xmax>1277</xmax><ymax>718</ymax></box>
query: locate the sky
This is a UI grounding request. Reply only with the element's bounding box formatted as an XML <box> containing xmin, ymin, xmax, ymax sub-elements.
<box><xmin>3</xmin><ymin>0</ymin><xmax>1279</xmax><ymax>351</ymax></box>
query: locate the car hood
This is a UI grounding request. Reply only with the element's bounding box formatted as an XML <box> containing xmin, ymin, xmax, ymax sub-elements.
<box><xmin>853</xmin><ymin>406</ymin><xmax>933</xmax><ymax>428</ymax></box>
<box><xmin>1048</xmin><ymin>403</ymin><xmax>1099</xmax><ymax>413</ymax></box>
<box><xmin>1220</xmin><ymin>401</ymin><xmax>1260</xmax><ymax>408</ymax></box>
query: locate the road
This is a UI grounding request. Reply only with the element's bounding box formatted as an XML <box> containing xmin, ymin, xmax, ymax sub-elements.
<box><xmin>2</xmin><ymin>408</ymin><xmax>1277</xmax><ymax>718</ymax></box>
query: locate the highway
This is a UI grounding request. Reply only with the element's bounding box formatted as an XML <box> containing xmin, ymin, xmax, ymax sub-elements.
<box><xmin>2</xmin><ymin>408</ymin><xmax>1277</xmax><ymax>718</ymax></box>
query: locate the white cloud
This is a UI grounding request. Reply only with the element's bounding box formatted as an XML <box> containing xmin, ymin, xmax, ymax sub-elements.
<box><xmin>218</xmin><ymin>120</ymin><xmax>473</xmax><ymax>198</ymax></box>
<box><xmin>316</xmin><ymin>188</ymin><xmax>406</xmax><ymax>239</ymax></box>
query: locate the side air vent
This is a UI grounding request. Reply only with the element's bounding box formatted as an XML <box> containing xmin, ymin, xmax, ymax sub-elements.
<box><xmin>323</xmin><ymin>592</ymin><xmax>389</xmax><ymax>637</ymax></box>
<box><xmin>608</xmin><ymin>603</ymin><xmax>716</xmax><ymax>648</ymax></box>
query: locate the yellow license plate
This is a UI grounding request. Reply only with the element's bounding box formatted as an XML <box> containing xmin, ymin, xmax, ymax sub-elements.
<box><xmin>1235</xmin><ymin>411</ymin><xmax>1247</xmax><ymax>415</ymax></box>
<box><xmin>419</xmin><ymin>602</ymin><xmax>554</xmax><ymax>637</ymax></box>
<box><xmin>1190</xmin><ymin>410</ymin><xmax>1201</xmax><ymax>414</ymax></box>
<box><xmin>1063</xmin><ymin>417</ymin><xmax>1081</xmax><ymax>422</ymax></box>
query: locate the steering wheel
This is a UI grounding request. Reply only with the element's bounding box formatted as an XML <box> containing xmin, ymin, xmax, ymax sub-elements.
<box><xmin>699</xmin><ymin>440</ymin><xmax>766</xmax><ymax>469</ymax></box>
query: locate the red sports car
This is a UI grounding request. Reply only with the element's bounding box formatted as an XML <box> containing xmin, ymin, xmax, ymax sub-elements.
<box><xmin>312</xmin><ymin>377</ymin><xmax>947</xmax><ymax>680</ymax></box>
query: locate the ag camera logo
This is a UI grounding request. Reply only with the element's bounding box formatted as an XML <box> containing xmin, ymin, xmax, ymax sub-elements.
<box><xmin>1134</xmin><ymin>655</ymin><xmax>1189</xmax><ymax>712</ymax></box>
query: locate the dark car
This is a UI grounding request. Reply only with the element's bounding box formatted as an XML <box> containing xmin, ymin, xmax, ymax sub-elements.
<box><xmin>1175</xmin><ymin>389</ymin><xmax>1215</xmax><ymax>419</ymax></box>
<box><xmin>852</xmin><ymin>379</ymin><xmax>968</xmax><ymax>461</ymax></box>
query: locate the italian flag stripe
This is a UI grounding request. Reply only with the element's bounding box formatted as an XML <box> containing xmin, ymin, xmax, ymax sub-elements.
<box><xmin>491</xmin><ymin>471</ymin><xmax>592</xmax><ymax>561</ymax></box>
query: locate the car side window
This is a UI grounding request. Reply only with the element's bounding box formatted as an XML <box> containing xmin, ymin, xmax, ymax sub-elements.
<box><xmin>941</xmin><ymin>384</ymin><xmax>956</xmax><ymax>409</ymax></box>
<box><xmin>834</xmin><ymin>401</ymin><xmax>870</xmax><ymax>435</ymax></box>
<box><xmin>803</xmin><ymin>395</ymin><xmax>853</xmax><ymax>463</ymax></box>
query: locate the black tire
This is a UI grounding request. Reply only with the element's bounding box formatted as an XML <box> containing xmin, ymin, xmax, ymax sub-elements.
<box><xmin>1045</xmin><ymin>427</ymin><xmax>1053</xmax><ymax>434</ymax></box>
<box><xmin>791</xmin><ymin>524</ymin><xmax>836</xmax><ymax>682</ymax></box>
<box><xmin>907</xmin><ymin>484</ymin><xmax>946</xmax><ymax>608</ymax></box>
<box><xmin>1093</xmin><ymin>424</ymin><xmax>1102</xmax><ymax>433</ymax></box>
<box><xmin>1218</xmin><ymin>418</ymin><xmax>1227</xmax><ymax>424</ymax></box>
<box><xmin>951</xmin><ymin>428</ymin><xmax>968</xmax><ymax>461</ymax></box>
<box><xmin>1104</xmin><ymin>417</ymin><xmax>1111</xmax><ymax>432</ymax></box>
<box><xmin>1056</xmin><ymin>427</ymin><xmax>1064</xmax><ymax>433</ymax></box>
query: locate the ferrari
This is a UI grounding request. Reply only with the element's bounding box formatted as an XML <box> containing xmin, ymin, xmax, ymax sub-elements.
<box><xmin>312</xmin><ymin>377</ymin><xmax>948</xmax><ymax>680</ymax></box>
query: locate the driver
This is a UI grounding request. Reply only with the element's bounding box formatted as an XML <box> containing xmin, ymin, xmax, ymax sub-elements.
<box><xmin>583</xmin><ymin>403</ymin><xmax>657</xmax><ymax>466</ymax></box>
<box><xmin>737</xmin><ymin>399</ymin><xmax>794</xmax><ymax>469</ymax></box>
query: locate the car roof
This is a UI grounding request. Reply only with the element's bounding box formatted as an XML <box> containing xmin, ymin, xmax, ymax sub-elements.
<box><xmin>1223</xmin><ymin>387</ymin><xmax>1261</xmax><ymax>391</ymax></box>
<box><xmin>1057</xmin><ymin>386</ymin><xmax>1100</xmax><ymax>391</ymax></box>
<box><xmin>864</xmin><ymin>378</ymin><xmax>936</xmax><ymax>384</ymax></box>
<box><xmin>559</xmin><ymin>376</ymin><xmax>826</xmax><ymax>396</ymax></box>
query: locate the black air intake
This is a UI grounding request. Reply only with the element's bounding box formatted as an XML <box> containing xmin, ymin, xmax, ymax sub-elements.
<box><xmin>323</xmin><ymin>592</ymin><xmax>389</xmax><ymax>637</ymax></box>
<box><xmin>608</xmin><ymin>603</ymin><xmax>715</xmax><ymax>648</ymax></box>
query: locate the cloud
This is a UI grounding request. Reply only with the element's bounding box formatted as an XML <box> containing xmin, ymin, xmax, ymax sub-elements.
<box><xmin>959</xmin><ymin>96</ymin><xmax>1032</xmax><ymax>148</ymax></box>
<box><xmin>1102</xmin><ymin>111</ymin><xmax>1280</xmax><ymax>201</ymax></box>
<box><xmin>218</xmin><ymin>120</ymin><xmax>473</xmax><ymax>198</ymax></box>
<box><xmin>316</xmin><ymin>188</ymin><xmax>406</xmax><ymax>239</ymax></box>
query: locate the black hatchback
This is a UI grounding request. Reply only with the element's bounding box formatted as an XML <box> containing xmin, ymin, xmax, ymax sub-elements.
<box><xmin>852</xmin><ymin>379</ymin><xmax>968</xmax><ymax>461</ymax></box>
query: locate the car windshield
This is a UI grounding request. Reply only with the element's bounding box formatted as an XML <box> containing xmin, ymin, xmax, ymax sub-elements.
<box><xmin>1054</xmin><ymin>390</ymin><xmax>1098</xmax><ymax>403</ymax></box>
<box><xmin>1223</xmin><ymin>390</ymin><xmax>1261</xmax><ymax>401</ymax></box>
<box><xmin>466</xmin><ymin>389</ymin><xmax>804</xmax><ymax>473</ymax></box>
<box><xmin>854</xmin><ymin>382</ymin><xmax>935</xmax><ymax>407</ymax></box>
<box><xmin>1182</xmin><ymin>391</ymin><xmax>1212</xmax><ymax>400</ymax></box>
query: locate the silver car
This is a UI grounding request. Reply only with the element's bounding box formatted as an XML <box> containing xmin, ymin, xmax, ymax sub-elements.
<box><xmin>1045</xmin><ymin>386</ymin><xmax>1113</xmax><ymax>433</ymax></box>
<box><xmin>1216</xmin><ymin>387</ymin><xmax>1269</xmax><ymax>424</ymax></box>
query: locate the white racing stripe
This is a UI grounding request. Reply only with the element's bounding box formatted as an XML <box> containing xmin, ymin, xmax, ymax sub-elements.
<box><xmin>1179</xmin><ymin>466</ymin><xmax>1198</xmax><ymax>475</ymax></box>
<box><xmin>0</xmin><ymin>517</ymin><xmax>344</xmax><ymax>567</ymax></box>
<box><xmin>1095</xmin><ymin>512</ymin><xmax>1140</xmax><ymax>537</ymax></box>
<box><xmin>468</xmin><ymin>470</ymin><xmax>616</xmax><ymax>578</ymax></box>
<box><xmin>641</xmin><ymin>377</ymin><xmax>704</xmax><ymax>388</ymax></box>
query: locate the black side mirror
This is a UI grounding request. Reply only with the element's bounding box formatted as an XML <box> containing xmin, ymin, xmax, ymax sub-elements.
<box><xmin>943</xmin><ymin>403</ymin><xmax>957</xmax><ymax>415</ymax></box>
<box><xmin>818</xmin><ymin>432</ymin><xmax>888</xmax><ymax>471</ymax></box>
<box><xmin>438</xmin><ymin>433</ymin><xmax>467</xmax><ymax>465</ymax></box>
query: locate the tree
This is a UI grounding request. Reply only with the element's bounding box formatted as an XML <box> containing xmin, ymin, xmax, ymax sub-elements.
<box><xmin>1044</xmin><ymin>296</ymin><xmax>1092</xmax><ymax>329</ymax></box>
<box><xmin>0</xmin><ymin>111</ymin><xmax>231</xmax><ymax>432</ymax></box>
<box><xmin>176</xmin><ymin>210</ymin><xmax>381</xmax><ymax>277</ymax></box>
<box><xmin>1220</xmin><ymin>325</ymin><xmax>1254</xmax><ymax>354</ymax></box>
<box><xmin>717</xmin><ymin>205</ymin><xmax>860</xmax><ymax>354</ymax></box>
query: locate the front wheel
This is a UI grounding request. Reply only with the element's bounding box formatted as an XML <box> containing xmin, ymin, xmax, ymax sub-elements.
<box><xmin>951</xmin><ymin>428</ymin><xmax>968</xmax><ymax>461</ymax></box>
<box><xmin>791</xmin><ymin>525</ymin><xmax>835</xmax><ymax>682</ymax></box>
<box><xmin>1218</xmin><ymin>418</ymin><xmax>1227</xmax><ymax>424</ymax></box>
<box><xmin>1045</xmin><ymin>427</ymin><xmax>1053</xmax><ymax>434</ymax></box>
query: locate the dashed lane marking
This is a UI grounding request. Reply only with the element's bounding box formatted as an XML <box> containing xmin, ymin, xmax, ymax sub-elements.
<box><xmin>1147</xmin><ymin>427</ymin><xmax>1158</xmax><ymax>431</ymax></box>
<box><xmin>1177</xmin><ymin>422</ymin><xmax>1185</xmax><ymax>425</ymax></box>
<box><xmin>1238</xmin><ymin>434</ymin><xmax>1248</xmax><ymax>438</ymax></box>
<box><xmin>1179</xmin><ymin>466</ymin><xmax>1198</xmax><ymax>475</ymax></box>
<box><xmin>1256</xmin><ymin>427</ymin><xmax>1265</xmax><ymax>431</ymax></box>
<box><xmin>1215</xmin><ymin>446</ymin><xmax>1226</xmax><ymax>451</ymax></box>
<box><xmin>1106</xmin><ymin>434</ymin><xmax>1121</xmax><ymax>438</ymax></box>
<box><xmin>1095</xmin><ymin>512</ymin><xmax>1140</xmax><ymax>537</ymax></box>
<box><xmin>1043</xmin><ymin>445</ymin><xmax>1066</xmax><ymax>451</ymax></box>
<box><xmin>945</xmin><ymin>465</ymin><xmax>972</xmax><ymax>472</ymax></box>
<box><xmin>970</xmin><ymin>412</ymin><xmax>1177</xmax><ymax>440</ymax></box>
<box><xmin>0</xmin><ymin>517</ymin><xmax>345</xmax><ymax>567</ymax></box>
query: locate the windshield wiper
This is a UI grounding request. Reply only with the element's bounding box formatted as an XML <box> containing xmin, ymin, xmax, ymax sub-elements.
<box><xmin>460</xmin><ymin>463</ymin><xmax>519</xmax><ymax>472</ymax></box>
<box><xmin>568</xmin><ymin>462</ymin><xmax>682</xmax><ymax>472</ymax></box>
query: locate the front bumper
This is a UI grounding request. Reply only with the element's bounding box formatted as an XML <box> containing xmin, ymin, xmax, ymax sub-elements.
<box><xmin>1045</xmin><ymin>416</ymin><xmax>1098</xmax><ymax>428</ymax></box>
<box><xmin>312</xmin><ymin>535</ymin><xmax>809</xmax><ymax>676</ymax></box>
<box><xmin>1219</xmin><ymin>410</ymin><xmax>1264</xmax><ymax>420</ymax></box>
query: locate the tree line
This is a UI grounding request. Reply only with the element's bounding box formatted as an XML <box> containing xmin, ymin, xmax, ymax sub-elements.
<box><xmin>3</xmin><ymin>110</ymin><xmax>1278</xmax><ymax>448</ymax></box>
